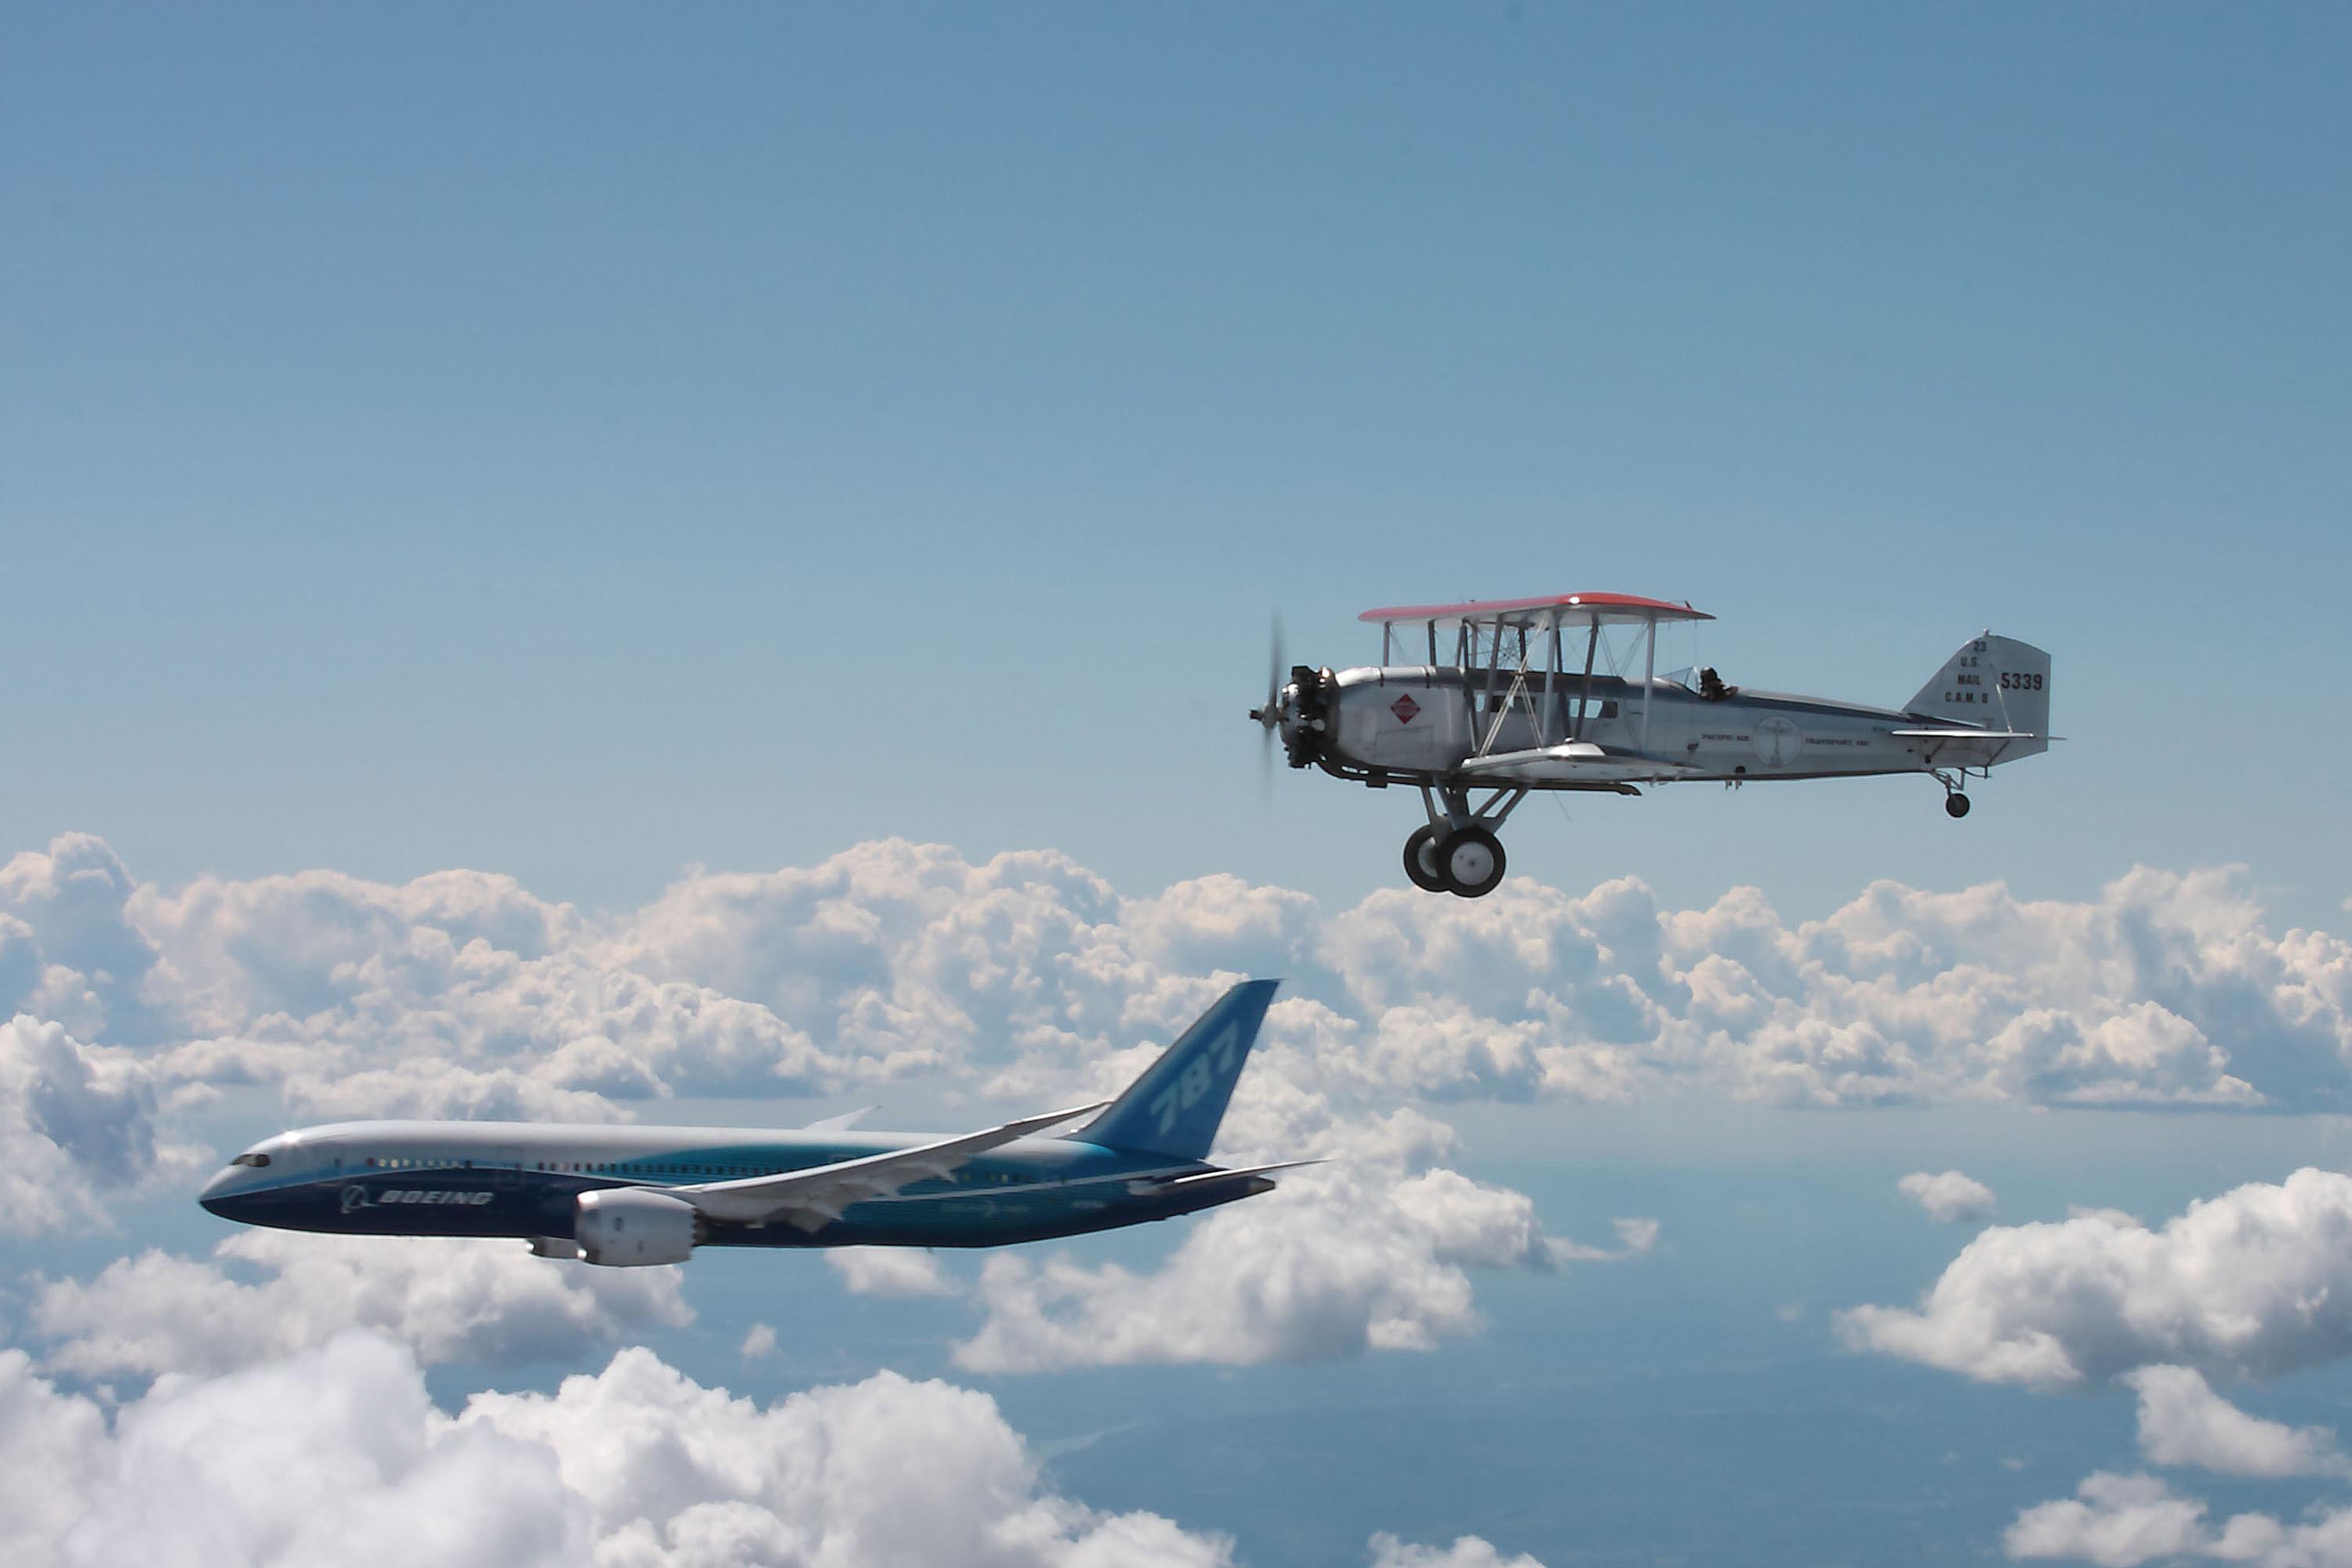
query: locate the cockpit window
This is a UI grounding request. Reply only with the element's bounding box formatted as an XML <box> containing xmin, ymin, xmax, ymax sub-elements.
<box><xmin>230</xmin><ymin>1152</ymin><xmax>271</xmax><ymax>1167</ymax></box>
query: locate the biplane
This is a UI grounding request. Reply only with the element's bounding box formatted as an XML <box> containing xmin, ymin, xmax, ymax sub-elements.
<box><xmin>1250</xmin><ymin>593</ymin><xmax>2053</xmax><ymax>898</ymax></box>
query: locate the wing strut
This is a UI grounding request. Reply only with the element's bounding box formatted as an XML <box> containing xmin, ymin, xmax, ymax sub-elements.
<box><xmin>1639</xmin><ymin>617</ymin><xmax>1657</xmax><ymax>754</ymax></box>
<box><xmin>1570</xmin><ymin>619</ymin><xmax>1601</xmax><ymax>740</ymax></box>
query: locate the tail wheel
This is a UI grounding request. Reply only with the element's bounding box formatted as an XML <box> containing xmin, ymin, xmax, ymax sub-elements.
<box><xmin>1944</xmin><ymin>793</ymin><xmax>1972</xmax><ymax>819</ymax></box>
<box><xmin>1436</xmin><ymin>826</ymin><xmax>1506</xmax><ymax>898</ymax></box>
<box><xmin>1403</xmin><ymin>826</ymin><xmax>1450</xmax><ymax>893</ymax></box>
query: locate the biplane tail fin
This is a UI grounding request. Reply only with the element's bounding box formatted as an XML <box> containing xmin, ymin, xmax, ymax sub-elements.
<box><xmin>1069</xmin><ymin>981</ymin><xmax>1278</xmax><ymax>1162</ymax></box>
<box><xmin>1905</xmin><ymin>633</ymin><xmax>2051</xmax><ymax>751</ymax></box>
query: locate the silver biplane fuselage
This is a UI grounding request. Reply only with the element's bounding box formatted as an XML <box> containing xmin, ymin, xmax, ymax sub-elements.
<box><xmin>1254</xmin><ymin>593</ymin><xmax>2052</xmax><ymax>897</ymax></box>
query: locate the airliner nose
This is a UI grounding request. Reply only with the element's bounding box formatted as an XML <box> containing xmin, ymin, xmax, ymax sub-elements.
<box><xmin>198</xmin><ymin>1167</ymin><xmax>240</xmax><ymax>1216</ymax></box>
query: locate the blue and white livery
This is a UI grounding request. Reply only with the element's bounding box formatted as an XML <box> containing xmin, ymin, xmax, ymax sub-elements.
<box><xmin>200</xmin><ymin>981</ymin><xmax>1295</xmax><ymax>1267</ymax></box>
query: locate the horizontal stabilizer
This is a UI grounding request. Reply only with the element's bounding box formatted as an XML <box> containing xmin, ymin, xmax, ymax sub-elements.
<box><xmin>1128</xmin><ymin>1159</ymin><xmax>1323</xmax><ymax>1194</ymax></box>
<box><xmin>1889</xmin><ymin>728</ymin><xmax>2038</xmax><ymax>741</ymax></box>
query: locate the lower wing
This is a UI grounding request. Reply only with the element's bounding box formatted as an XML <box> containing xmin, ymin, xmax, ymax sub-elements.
<box><xmin>1457</xmin><ymin>742</ymin><xmax>1698</xmax><ymax>783</ymax></box>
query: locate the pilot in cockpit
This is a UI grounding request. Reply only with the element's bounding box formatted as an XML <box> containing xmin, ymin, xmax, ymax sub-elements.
<box><xmin>1698</xmin><ymin>666</ymin><xmax>1734</xmax><ymax>701</ymax></box>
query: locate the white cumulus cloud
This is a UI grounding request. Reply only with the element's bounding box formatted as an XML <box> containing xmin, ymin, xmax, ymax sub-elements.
<box><xmin>466</xmin><ymin>1343</ymin><xmax>1238</xmax><ymax>1568</ymax></box>
<box><xmin>0</xmin><ymin>1014</ymin><xmax>194</xmax><ymax>1236</ymax></box>
<box><xmin>2005</xmin><ymin>1472</ymin><xmax>2213</xmax><ymax>1566</ymax></box>
<box><xmin>31</xmin><ymin>1232</ymin><xmax>691</xmax><ymax>1382</ymax></box>
<box><xmin>53</xmin><ymin>1333</ymin><xmax>587</xmax><ymax>1568</ymax></box>
<box><xmin>0</xmin><ymin>834</ymin><xmax>165</xmax><ymax>1043</ymax></box>
<box><xmin>1840</xmin><ymin>1169</ymin><xmax>2352</xmax><ymax>1387</ymax></box>
<box><xmin>827</xmin><ymin>1247</ymin><xmax>961</xmax><ymax>1298</ymax></box>
<box><xmin>8</xmin><ymin>1331</ymin><xmax>1248</xmax><ymax>1568</ymax></box>
<box><xmin>1899</xmin><ymin>1169</ymin><xmax>1997</xmax><ymax>1224</ymax></box>
<box><xmin>1367</xmin><ymin>1533</ymin><xmax>1548</xmax><ymax>1568</ymax></box>
<box><xmin>2005</xmin><ymin>1470</ymin><xmax>2352</xmax><ymax>1568</ymax></box>
<box><xmin>2123</xmin><ymin>1365</ymin><xmax>2351</xmax><ymax>1478</ymax></box>
<box><xmin>950</xmin><ymin>1112</ymin><xmax>1650</xmax><ymax>1374</ymax></box>
<box><xmin>11</xmin><ymin>833</ymin><xmax>2350</xmax><ymax>1120</ymax></box>
<box><xmin>0</xmin><ymin>1350</ymin><xmax>108</xmax><ymax>1567</ymax></box>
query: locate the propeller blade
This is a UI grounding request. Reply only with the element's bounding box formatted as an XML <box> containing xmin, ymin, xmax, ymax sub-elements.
<box><xmin>1267</xmin><ymin>612</ymin><xmax>1285</xmax><ymax>717</ymax></box>
<box><xmin>1259</xmin><ymin>613</ymin><xmax>1284</xmax><ymax>804</ymax></box>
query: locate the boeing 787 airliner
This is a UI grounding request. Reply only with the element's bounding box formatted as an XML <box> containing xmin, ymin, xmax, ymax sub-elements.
<box><xmin>199</xmin><ymin>981</ymin><xmax>1298</xmax><ymax>1266</ymax></box>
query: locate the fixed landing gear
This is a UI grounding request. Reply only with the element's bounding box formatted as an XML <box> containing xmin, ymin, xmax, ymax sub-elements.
<box><xmin>1402</xmin><ymin>823</ymin><xmax>1508</xmax><ymax>896</ymax></box>
<box><xmin>1403</xmin><ymin>787</ymin><xmax>1523</xmax><ymax>898</ymax></box>
<box><xmin>1930</xmin><ymin>768</ymin><xmax>1973</xmax><ymax>818</ymax></box>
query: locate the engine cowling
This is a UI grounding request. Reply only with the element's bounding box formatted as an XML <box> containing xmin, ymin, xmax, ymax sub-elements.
<box><xmin>1283</xmin><ymin>665</ymin><xmax>1334</xmax><ymax>769</ymax></box>
<box><xmin>575</xmin><ymin>1188</ymin><xmax>700</xmax><ymax>1267</ymax></box>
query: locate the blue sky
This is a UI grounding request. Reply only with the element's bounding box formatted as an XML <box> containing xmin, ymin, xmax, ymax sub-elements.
<box><xmin>5</xmin><ymin>7</ymin><xmax>2352</xmax><ymax>1567</ymax></box>
<box><xmin>8</xmin><ymin>3</ymin><xmax>2349</xmax><ymax>924</ymax></box>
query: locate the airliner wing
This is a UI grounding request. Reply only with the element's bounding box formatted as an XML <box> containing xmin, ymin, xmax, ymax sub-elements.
<box><xmin>671</xmin><ymin>1101</ymin><xmax>1111</xmax><ymax>1231</ymax></box>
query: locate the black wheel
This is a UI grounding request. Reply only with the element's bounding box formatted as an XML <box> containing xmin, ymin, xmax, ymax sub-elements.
<box><xmin>1403</xmin><ymin>826</ymin><xmax>1450</xmax><ymax>893</ymax></box>
<box><xmin>1944</xmin><ymin>793</ymin><xmax>1972</xmax><ymax>818</ymax></box>
<box><xmin>1436</xmin><ymin>826</ymin><xmax>1506</xmax><ymax>898</ymax></box>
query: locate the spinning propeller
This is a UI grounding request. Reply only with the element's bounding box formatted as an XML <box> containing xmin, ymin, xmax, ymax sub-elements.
<box><xmin>1248</xmin><ymin>614</ymin><xmax>1285</xmax><ymax>799</ymax></box>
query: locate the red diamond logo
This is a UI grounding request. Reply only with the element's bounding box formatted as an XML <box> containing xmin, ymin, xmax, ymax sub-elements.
<box><xmin>1390</xmin><ymin>694</ymin><xmax>1420</xmax><ymax>724</ymax></box>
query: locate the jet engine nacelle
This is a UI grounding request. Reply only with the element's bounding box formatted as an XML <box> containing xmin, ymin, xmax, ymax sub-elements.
<box><xmin>575</xmin><ymin>1188</ymin><xmax>700</xmax><ymax>1267</ymax></box>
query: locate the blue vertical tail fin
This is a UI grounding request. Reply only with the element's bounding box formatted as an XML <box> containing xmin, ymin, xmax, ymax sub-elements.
<box><xmin>1071</xmin><ymin>980</ymin><xmax>1279</xmax><ymax>1161</ymax></box>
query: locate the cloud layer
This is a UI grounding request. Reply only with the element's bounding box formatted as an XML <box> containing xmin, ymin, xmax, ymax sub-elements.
<box><xmin>31</xmin><ymin>1232</ymin><xmax>691</xmax><ymax>1382</ymax></box>
<box><xmin>8</xmin><ymin>836</ymin><xmax>2349</xmax><ymax>1133</ymax></box>
<box><xmin>5</xmin><ymin>1331</ymin><xmax>1543</xmax><ymax>1568</ymax></box>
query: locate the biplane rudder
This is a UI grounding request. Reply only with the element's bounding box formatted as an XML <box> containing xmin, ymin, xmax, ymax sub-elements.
<box><xmin>1069</xmin><ymin>980</ymin><xmax>1278</xmax><ymax>1162</ymax></box>
<box><xmin>1905</xmin><ymin>633</ymin><xmax>2050</xmax><ymax>754</ymax></box>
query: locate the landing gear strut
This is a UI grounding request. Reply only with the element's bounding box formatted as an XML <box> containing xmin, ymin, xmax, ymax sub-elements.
<box><xmin>1403</xmin><ymin>786</ymin><xmax>1525</xmax><ymax>898</ymax></box>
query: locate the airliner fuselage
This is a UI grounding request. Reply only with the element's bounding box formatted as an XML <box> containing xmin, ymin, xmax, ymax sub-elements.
<box><xmin>199</xmin><ymin>1119</ymin><xmax>1259</xmax><ymax>1250</ymax></box>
